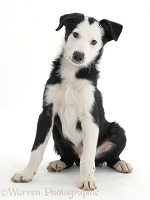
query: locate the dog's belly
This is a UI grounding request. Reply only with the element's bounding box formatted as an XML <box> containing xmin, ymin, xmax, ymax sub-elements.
<box><xmin>45</xmin><ymin>79</ymin><xmax>95</xmax><ymax>146</ymax></box>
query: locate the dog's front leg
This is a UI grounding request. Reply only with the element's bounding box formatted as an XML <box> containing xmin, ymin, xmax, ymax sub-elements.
<box><xmin>11</xmin><ymin>104</ymin><xmax>53</xmax><ymax>182</ymax></box>
<box><xmin>79</xmin><ymin>117</ymin><xmax>99</xmax><ymax>190</ymax></box>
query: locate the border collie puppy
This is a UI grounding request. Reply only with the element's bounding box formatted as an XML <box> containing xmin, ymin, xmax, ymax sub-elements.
<box><xmin>11</xmin><ymin>13</ymin><xmax>132</xmax><ymax>190</ymax></box>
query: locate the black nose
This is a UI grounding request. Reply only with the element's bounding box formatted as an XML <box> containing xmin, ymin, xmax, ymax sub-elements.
<box><xmin>73</xmin><ymin>51</ymin><xmax>85</xmax><ymax>62</ymax></box>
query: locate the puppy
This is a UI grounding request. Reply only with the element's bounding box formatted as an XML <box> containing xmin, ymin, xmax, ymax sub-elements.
<box><xmin>11</xmin><ymin>13</ymin><xmax>132</xmax><ymax>190</ymax></box>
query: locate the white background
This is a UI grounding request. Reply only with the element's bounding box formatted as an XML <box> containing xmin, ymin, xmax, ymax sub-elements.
<box><xmin>0</xmin><ymin>0</ymin><xmax>150</xmax><ymax>199</ymax></box>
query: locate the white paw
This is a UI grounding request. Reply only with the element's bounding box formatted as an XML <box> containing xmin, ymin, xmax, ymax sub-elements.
<box><xmin>113</xmin><ymin>160</ymin><xmax>133</xmax><ymax>173</ymax></box>
<box><xmin>79</xmin><ymin>175</ymin><xmax>97</xmax><ymax>190</ymax></box>
<box><xmin>11</xmin><ymin>171</ymin><xmax>35</xmax><ymax>183</ymax></box>
<box><xmin>47</xmin><ymin>160</ymin><xmax>67</xmax><ymax>172</ymax></box>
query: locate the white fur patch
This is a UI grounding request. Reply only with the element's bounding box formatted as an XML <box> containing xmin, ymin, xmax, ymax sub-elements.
<box><xmin>64</xmin><ymin>17</ymin><xmax>104</xmax><ymax>67</ymax></box>
<box><xmin>79</xmin><ymin>175</ymin><xmax>97</xmax><ymax>190</ymax></box>
<box><xmin>11</xmin><ymin>131</ymin><xmax>51</xmax><ymax>182</ymax></box>
<box><xmin>44</xmin><ymin>17</ymin><xmax>103</xmax><ymax>147</ymax></box>
<box><xmin>11</xmin><ymin>16</ymin><xmax>104</xmax><ymax>186</ymax></box>
<box><xmin>45</xmin><ymin>78</ymin><xmax>95</xmax><ymax>146</ymax></box>
<box><xmin>47</xmin><ymin>160</ymin><xmax>67</xmax><ymax>172</ymax></box>
<box><xmin>113</xmin><ymin>160</ymin><xmax>133</xmax><ymax>173</ymax></box>
<box><xmin>79</xmin><ymin>119</ymin><xmax>99</xmax><ymax>190</ymax></box>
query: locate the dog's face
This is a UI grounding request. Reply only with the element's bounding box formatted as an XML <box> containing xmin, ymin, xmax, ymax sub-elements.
<box><xmin>63</xmin><ymin>18</ymin><xmax>104</xmax><ymax>66</ymax></box>
<box><xmin>56</xmin><ymin>13</ymin><xmax>123</xmax><ymax>67</ymax></box>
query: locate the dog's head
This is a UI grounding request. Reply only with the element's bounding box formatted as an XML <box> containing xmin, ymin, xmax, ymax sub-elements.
<box><xmin>56</xmin><ymin>13</ymin><xmax>123</xmax><ymax>66</ymax></box>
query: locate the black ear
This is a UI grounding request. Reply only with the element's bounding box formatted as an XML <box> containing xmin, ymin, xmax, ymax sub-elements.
<box><xmin>99</xmin><ymin>19</ymin><xmax>123</xmax><ymax>44</ymax></box>
<box><xmin>56</xmin><ymin>13</ymin><xmax>84</xmax><ymax>31</ymax></box>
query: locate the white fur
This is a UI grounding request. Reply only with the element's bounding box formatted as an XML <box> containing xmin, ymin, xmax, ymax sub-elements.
<box><xmin>44</xmin><ymin>19</ymin><xmax>103</xmax><ymax>190</ymax></box>
<box><xmin>47</xmin><ymin>160</ymin><xmax>67</xmax><ymax>172</ymax></box>
<box><xmin>11</xmin><ymin>17</ymin><xmax>104</xmax><ymax>189</ymax></box>
<box><xmin>64</xmin><ymin>17</ymin><xmax>104</xmax><ymax>67</ymax></box>
<box><xmin>79</xmin><ymin>118</ymin><xmax>99</xmax><ymax>190</ymax></box>
<box><xmin>45</xmin><ymin>67</ymin><xmax>95</xmax><ymax>146</ymax></box>
<box><xmin>45</xmin><ymin>64</ymin><xmax>99</xmax><ymax>189</ymax></box>
<box><xmin>11</xmin><ymin>130</ymin><xmax>52</xmax><ymax>182</ymax></box>
<box><xmin>113</xmin><ymin>160</ymin><xmax>133</xmax><ymax>173</ymax></box>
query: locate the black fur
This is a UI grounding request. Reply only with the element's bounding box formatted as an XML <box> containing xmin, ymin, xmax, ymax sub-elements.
<box><xmin>99</xmin><ymin>19</ymin><xmax>123</xmax><ymax>45</ymax></box>
<box><xmin>32</xmin><ymin>104</ymin><xmax>53</xmax><ymax>151</ymax></box>
<box><xmin>32</xmin><ymin>13</ymin><xmax>125</xmax><ymax>169</ymax></box>
<box><xmin>76</xmin><ymin>120</ymin><xmax>82</xmax><ymax>131</ymax></box>
<box><xmin>88</xmin><ymin>17</ymin><xmax>98</xmax><ymax>24</ymax></box>
<box><xmin>56</xmin><ymin>13</ymin><xmax>84</xmax><ymax>41</ymax></box>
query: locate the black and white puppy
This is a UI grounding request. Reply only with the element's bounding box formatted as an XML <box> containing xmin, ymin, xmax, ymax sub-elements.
<box><xmin>11</xmin><ymin>13</ymin><xmax>132</xmax><ymax>190</ymax></box>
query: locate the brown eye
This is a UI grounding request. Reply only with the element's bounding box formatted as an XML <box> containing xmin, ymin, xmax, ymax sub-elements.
<box><xmin>73</xmin><ymin>32</ymin><xmax>79</xmax><ymax>38</ymax></box>
<box><xmin>91</xmin><ymin>40</ymin><xmax>97</xmax><ymax>45</ymax></box>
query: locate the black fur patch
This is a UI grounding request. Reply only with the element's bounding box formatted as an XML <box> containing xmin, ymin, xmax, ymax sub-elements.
<box><xmin>75</xmin><ymin>49</ymin><xmax>103</xmax><ymax>86</ymax></box>
<box><xmin>76</xmin><ymin>120</ymin><xmax>82</xmax><ymax>131</ymax></box>
<box><xmin>43</xmin><ymin>54</ymin><xmax>63</xmax><ymax>107</ymax></box>
<box><xmin>32</xmin><ymin>104</ymin><xmax>53</xmax><ymax>151</ymax></box>
<box><xmin>34</xmin><ymin>13</ymin><xmax>126</xmax><ymax>169</ymax></box>
<box><xmin>64</xmin><ymin>13</ymin><xmax>84</xmax><ymax>41</ymax></box>
<box><xmin>46</xmin><ymin>54</ymin><xmax>63</xmax><ymax>85</ymax></box>
<box><xmin>53</xmin><ymin>115</ymin><xmax>78</xmax><ymax>167</ymax></box>
<box><xmin>76</xmin><ymin>67</ymin><xmax>99</xmax><ymax>87</ymax></box>
<box><xmin>88</xmin><ymin>17</ymin><xmax>98</xmax><ymax>24</ymax></box>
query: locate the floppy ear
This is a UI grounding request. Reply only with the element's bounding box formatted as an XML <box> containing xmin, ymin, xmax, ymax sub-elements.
<box><xmin>56</xmin><ymin>13</ymin><xmax>84</xmax><ymax>31</ymax></box>
<box><xmin>99</xmin><ymin>19</ymin><xmax>123</xmax><ymax>44</ymax></box>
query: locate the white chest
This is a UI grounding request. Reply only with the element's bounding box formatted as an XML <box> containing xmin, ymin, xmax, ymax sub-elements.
<box><xmin>45</xmin><ymin>79</ymin><xmax>95</xmax><ymax>146</ymax></box>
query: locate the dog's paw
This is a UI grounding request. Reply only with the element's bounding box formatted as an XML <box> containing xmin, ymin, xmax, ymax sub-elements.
<box><xmin>47</xmin><ymin>160</ymin><xmax>67</xmax><ymax>172</ymax></box>
<box><xmin>11</xmin><ymin>171</ymin><xmax>34</xmax><ymax>183</ymax></box>
<box><xmin>113</xmin><ymin>160</ymin><xmax>133</xmax><ymax>173</ymax></box>
<box><xmin>79</xmin><ymin>176</ymin><xmax>97</xmax><ymax>190</ymax></box>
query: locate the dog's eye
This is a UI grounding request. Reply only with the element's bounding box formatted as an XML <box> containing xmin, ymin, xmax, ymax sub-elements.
<box><xmin>91</xmin><ymin>40</ymin><xmax>97</xmax><ymax>45</ymax></box>
<box><xmin>73</xmin><ymin>32</ymin><xmax>79</xmax><ymax>38</ymax></box>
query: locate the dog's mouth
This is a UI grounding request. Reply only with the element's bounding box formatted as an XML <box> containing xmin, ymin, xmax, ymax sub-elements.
<box><xmin>71</xmin><ymin>58</ymin><xmax>84</xmax><ymax>65</ymax></box>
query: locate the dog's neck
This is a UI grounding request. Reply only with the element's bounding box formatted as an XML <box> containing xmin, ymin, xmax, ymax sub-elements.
<box><xmin>51</xmin><ymin>49</ymin><xmax>103</xmax><ymax>87</ymax></box>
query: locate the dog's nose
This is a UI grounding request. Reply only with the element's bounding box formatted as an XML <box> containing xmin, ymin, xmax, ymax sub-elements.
<box><xmin>73</xmin><ymin>51</ymin><xmax>85</xmax><ymax>62</ymax></box>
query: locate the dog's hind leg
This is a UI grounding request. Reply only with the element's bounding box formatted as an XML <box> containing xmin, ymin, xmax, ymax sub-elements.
<box><xmin>104</xmin><ymin>122</ymin><xmax>133</xmax><ymax>173</ymax></box>
<box><xmin>11</xmin><ymin>104</ymin><xmax>54</xmax><ymax>182</ymax></box>
<box><xmin>47</xmin><ymin>122</ymin><xmax>75</xmax><ymax>172</ymax></box>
